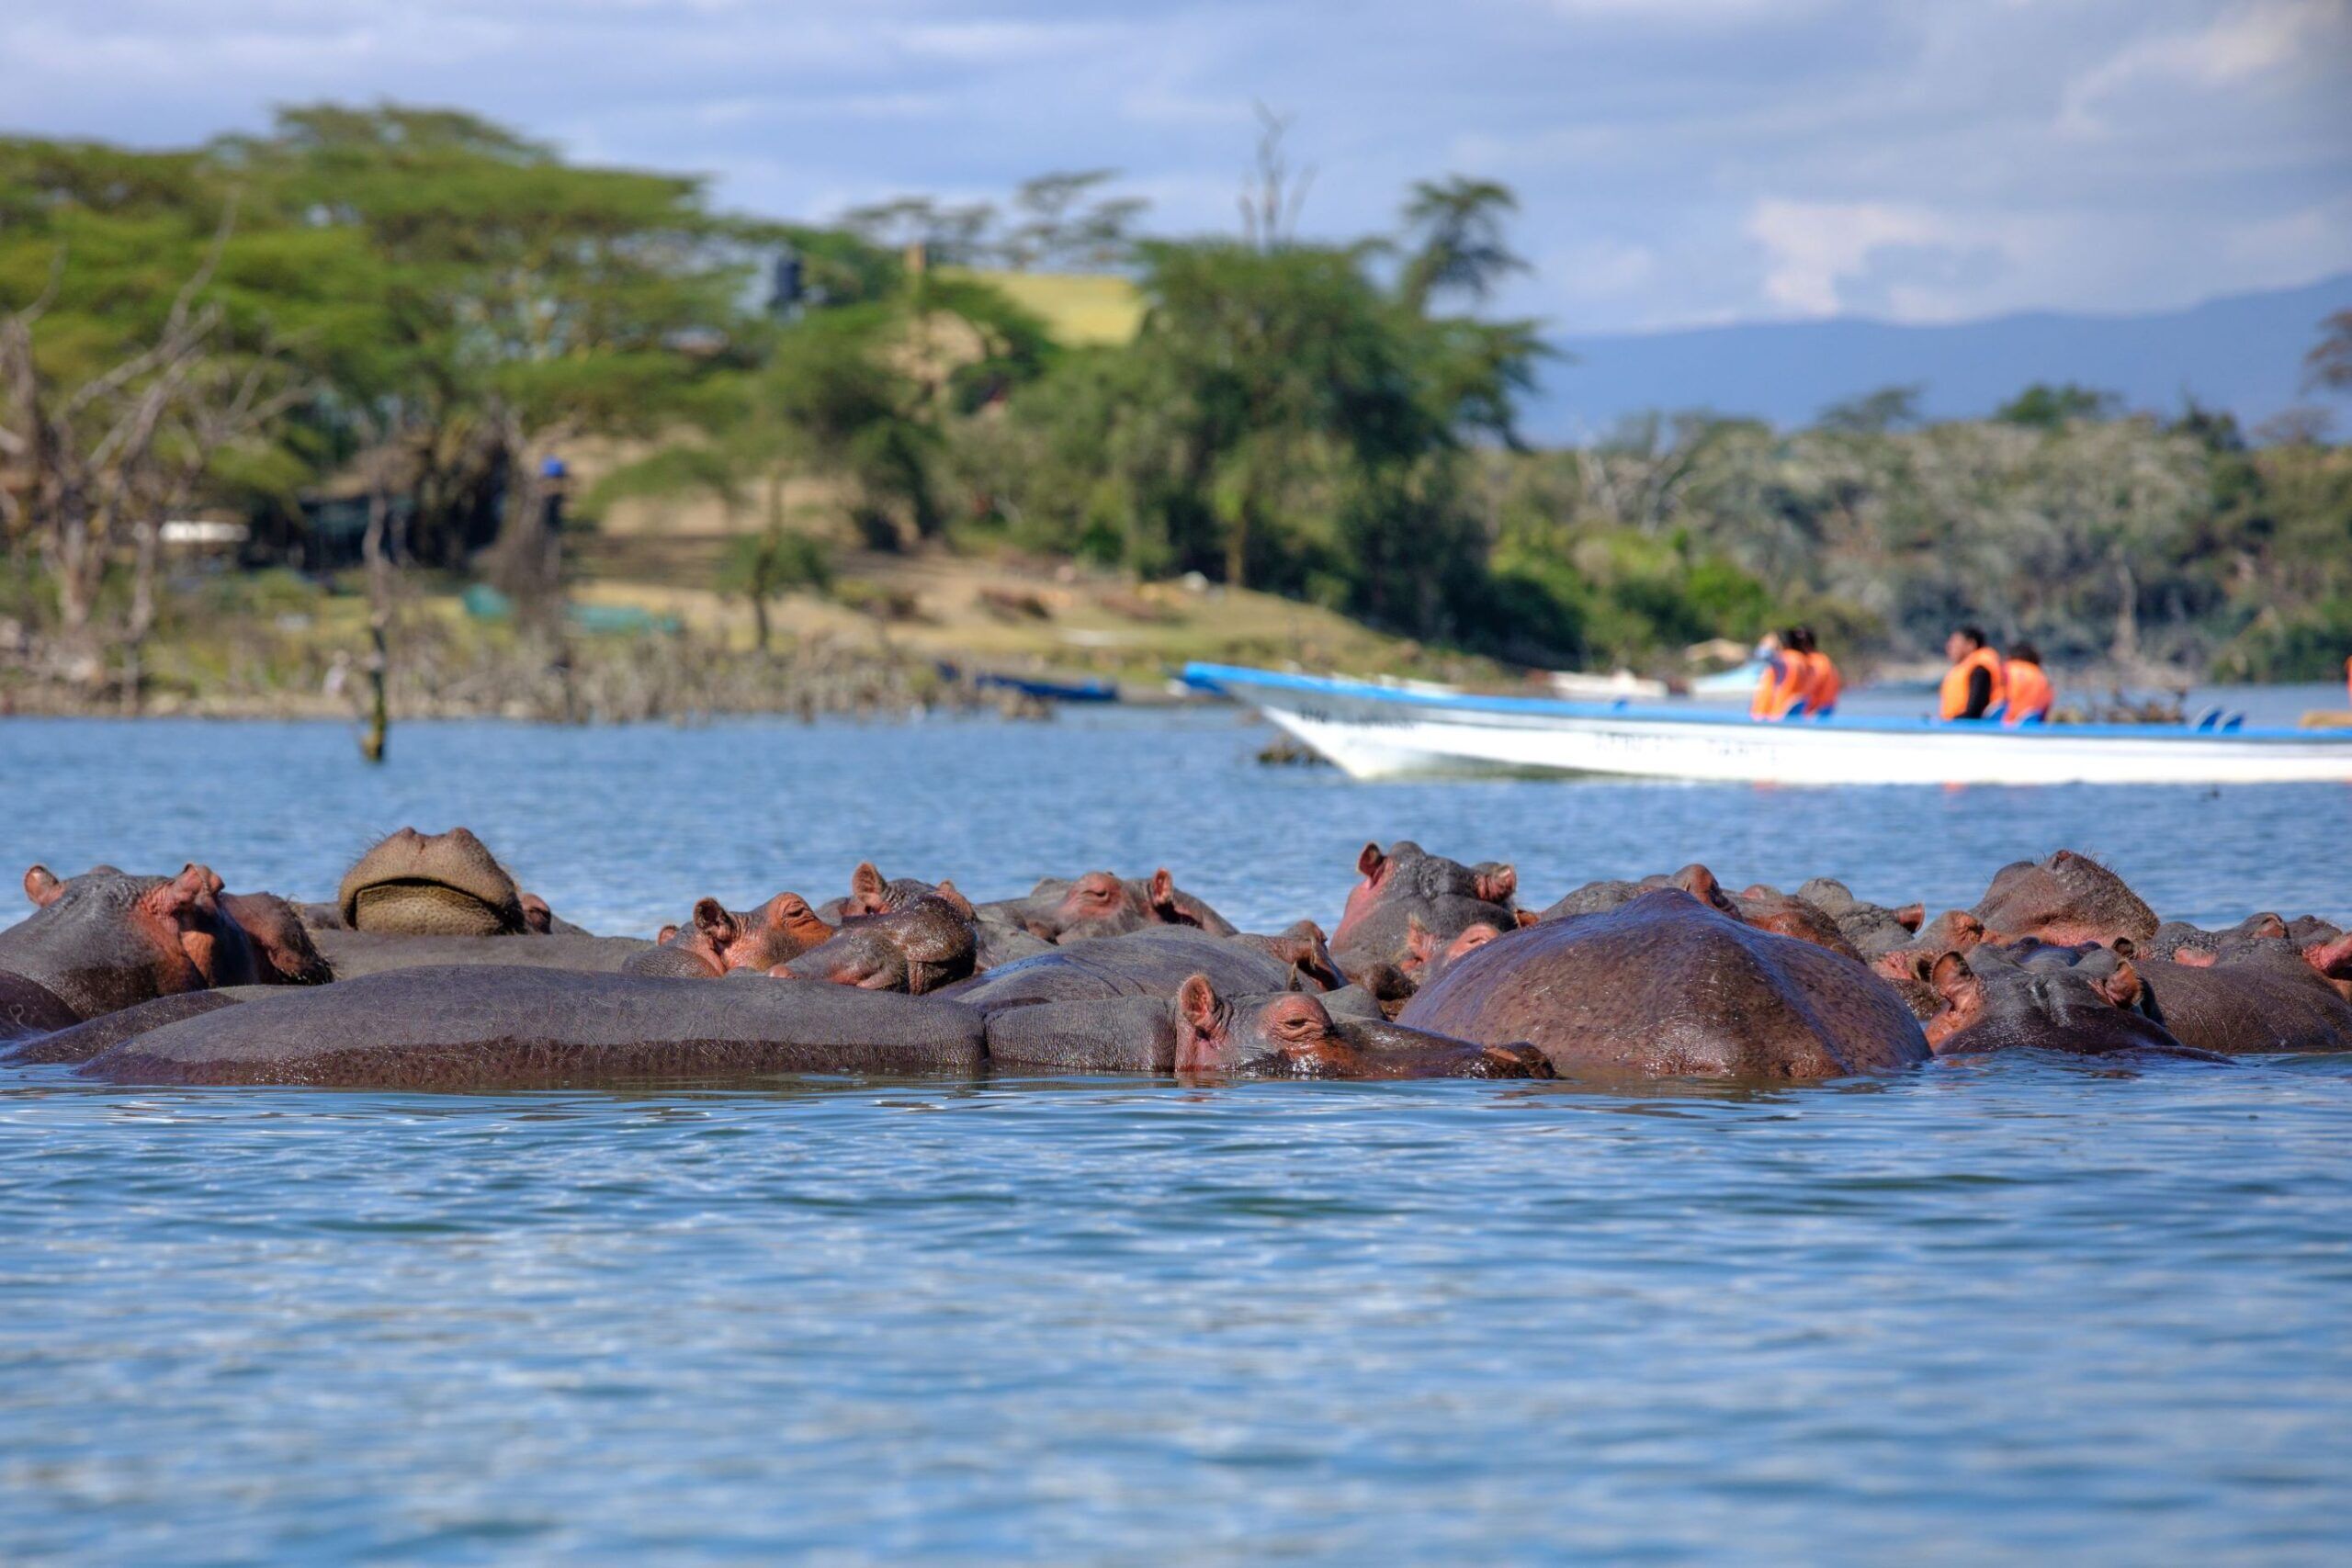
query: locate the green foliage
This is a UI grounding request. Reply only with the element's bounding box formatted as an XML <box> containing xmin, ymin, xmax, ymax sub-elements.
<box><xmin>1996</xmin><ymin>382</ymin><xmax>2121</xmax><ymax>429</ymax></box>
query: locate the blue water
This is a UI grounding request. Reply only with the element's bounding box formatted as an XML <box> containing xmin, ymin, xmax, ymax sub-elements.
<box><xmin>3</xmin><ymin>710</ymin><xmax>2349</xmax><ymax>1563</ymax></box>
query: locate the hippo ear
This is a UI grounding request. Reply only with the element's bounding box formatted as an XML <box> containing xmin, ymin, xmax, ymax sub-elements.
<box><xmin>1177</xmin><ymin>974</ymin><xmax>1223</xmax><ymax>1039</ymax></box>
<box><xmin>1404</xmin><ymin>915</ymin><xmax>1437</xmax><ymax>966</ymax></box>
<box><xmin>24</xmin><ymin>865</ymin><xmax>62</xmax><ymax>908</ymax></box>
<box><xmin>2106</xmin><ymin>936</ymin><xmax>2136</xmax><ymax>960</ymax></box>
<box><xmin>142</xmin><ymin>864</ymin><xmax>216</xmax><ymax>924</ymax></box>
<box><xmin>2307</xmin><ymin>932</ymin><xmax>2352</xmax><ymax>980</ymax></box>
<box><xmin>1671</xmin><ymin>863</ymin><xmax>1733</xmax><ymax>914</ymax></box>
<box><xmin>2248</xmin><ymin>913</ymin><xmax>2288</xmax><ymax>942</ymax></box>
<box><xmin>1476</xmin><ymin>864</ymin><xmax>1517</xmax><ymax>906</ymax></box>
<box><xmin>932</xmin><ymin>880</ymin><xmax>975</xmax><ymax>919</ymax></box>
<box><xmin>656</xmin><ymin>923</ymin><xmax>680</xmax><ymax>945</ymax></box>
<box><xmin>1286</xmin><ymin>919</ymin><xmax>1328</xmax><ymax>942</ymax></box>
<box><xmin>1894</xmin><ymin>903</ymin><xmax>1925</xmax><ymax>932</ymax></box>
<box><xmin>851</xmin><ymin>863</ymin><xmax>886</xmax><ymax>899</ymax></box>
<box><xmin>518</xmin><ymin>892</ymin><xmax>554</xmax><ymax>934</ymax></box>
<box><xmin>692</xmin><ymin>897</ymin><xmax>738</xmax><ymax>943</ymax></box>
<box><xmin>1928</xmin><ymin>952</ymin><xmax>1982</xmax><ymax>1009</ymax></box>
<box><xmin>1514</xmin><ymin>908</ymin><xmax>1541</xmax><ymax>929</ymax></box>
<box><xmin>1356</xmin><ymin>843</ymin><xmax>1386</xmax><ymax>880</ymax></box>
<box><xmin>2094</xmin><ymin>960</ymin><xmax>2143</xmax><ymax>1010</ymax></box>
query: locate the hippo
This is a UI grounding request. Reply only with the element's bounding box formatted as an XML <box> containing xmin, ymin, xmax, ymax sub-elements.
<box><xmin>627</xmin><ymin>892</ymin><xmax>835</xmax><ymax>979</ymax></box>
<box><xmin>1915</xmin><ymin>945</ymin><xmax>2196</xmax><ymax>1057</ymax></box>
<box><xmin>1399</xmin><ymin>889</ymin><xmax>1930</xmax><ymax>1080</ymax></box>
<box><xmin>1795</xmin><ymin>878</ymin><xmax>1925</xmax><ymax>957</ymax></box>
<box><xmin>331</xmin><ymin>827</ymin><xmax>549</xmax><ymax>937</ymax></box>
<box><xmin>978</xmin><ymin>868</ymin><xmax>1236</xmax><ymax>944</ymax></box>
<box><xmin>1330</xmin><ymin>841</ymin><xmax>1521</xmax><ymax>980</ymax></box>
<box><xmin>981</xmin><ymin>970</ymin><xmax>1551</xmax><ymax>1078</ymax></box>
<box><xmin>215</xmin><ymin>890</ymin><xmax>334</xmax><ymax>986</ymax></box>
<box><xmin>2113</xmin><ymin>940</ymin><xmax>2352</xmax><ymax>1055</ymax></box>
<box><xmin>1534</xmin><ymin>864</ymin><xmax>1737</xmax><ymax>923</ymax></box>
<box><xmin>1971</xmin><ymin>851</ymin><xmax>2158</xmax><ymax>947</ymax></box>
<box><xmin>313</xmin><ymin>929</ymin><xmax>655</xmax><ymax>978</ymax></box>
<box><xmin>4</xmin><ymin>864</ymin><xmax>245</xmax><ymax>1042</ymax></box>
<box><xmin>775</xmin><ymin>890</ymin><xmax>979</xmax><ymax>994</ymax></box>
<box><xmin>6</xmin><ymin>987</ymin><xmax>268</xmax><ymax>1065</ymax></box>
<box><xmin>1729</xmin><ymin>883</ymin><xmax>1867</xmax><ymax>963</ymax></box>
<box><xmin>76</xmin><ymin>964</ymin><xmax>991</xmax><ymax>1088</ymax></box>
<box><xmin>939</xmin><ymin>927</ymin><xmax>1305</xmax><ymax>1013</ymax></box>
<box><xmin>1537</xmin><ymin>865</ymin><xmax>1863</xmax><ymax>963</ymax></box>
<box><xmin>1227</xmin><ymin>920</ymin><xmax>1347</xmax><ymax>992</ymax></box>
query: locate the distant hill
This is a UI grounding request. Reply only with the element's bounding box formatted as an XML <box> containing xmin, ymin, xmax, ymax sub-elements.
<box><xmin>1532</xmin><ymin>273</ymin><xmax>2352</xmax><ymax>441</ymax></box>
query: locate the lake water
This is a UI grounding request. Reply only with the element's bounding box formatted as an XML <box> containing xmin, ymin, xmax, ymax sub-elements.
<box><xmin>3</xmin><ymin>707</ymin><xmax>2348</xmax><ymax>1563</ymax></box>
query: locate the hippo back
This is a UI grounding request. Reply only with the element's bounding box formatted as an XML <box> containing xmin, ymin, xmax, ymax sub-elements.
<box><xmin>1400</xmin><ymin>889</ymin><xmax>1928</xmax><ymax>1080</ymax></box>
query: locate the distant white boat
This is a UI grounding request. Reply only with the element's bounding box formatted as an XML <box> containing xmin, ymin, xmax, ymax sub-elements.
<box><xmin>1689</xmin><ymin>658</ymin><xmax>1768</xmax><ymax>698</ymax></box>
<box><xmin>1546</xmin><ymin>668</ymin><xmax>1670</xmax><ymax>702</ymax></box>
<box><xmin>1187</xmin><ymin>662</ymin><xmax>2352</xmax><ymax>785</ymax></box>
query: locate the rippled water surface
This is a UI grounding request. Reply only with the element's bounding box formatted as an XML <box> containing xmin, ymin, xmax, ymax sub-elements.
<box><xmin>4</xmin><ymin>710</ymin><xmax>2349</xmax><ymax>1563</ymax></box>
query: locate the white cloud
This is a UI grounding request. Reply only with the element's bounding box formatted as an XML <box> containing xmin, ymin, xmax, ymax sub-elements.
<box><xmin>2059</xmin><ymin>0</ymin><xmax>2349</xmax><ymax>136</ymax></box>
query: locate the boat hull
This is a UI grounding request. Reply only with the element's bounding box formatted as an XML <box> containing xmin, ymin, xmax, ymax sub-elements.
<box><xmin>1191</xmin><ymin>665</ymin><xmax>2352</xmax><ymax>786</ymax></box>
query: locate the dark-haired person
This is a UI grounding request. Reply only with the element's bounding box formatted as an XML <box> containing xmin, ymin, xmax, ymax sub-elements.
<box><xmin>1784</xmin><ymin>626</ymin><xmax>1841</xmax><ymax>720</ymax></box>
<box><xmin>2003</xmin><ymin>642</ymin><xmax>2054</xmax><ymax>726</ymax></box>
<box><xmin>1939</xmin><ymin>626</ymin><xmax>2006</xmax><ymax>721</ymax></box>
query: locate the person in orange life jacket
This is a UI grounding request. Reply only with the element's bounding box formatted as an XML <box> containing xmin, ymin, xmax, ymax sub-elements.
<box><xmin>1749</xmin><ymin>631</ymin><xmax>1789</xmax><ymax>720</ymax></box>
<box><xmin>1939</xmin><ymin>625</ymin><xmax>2006</xmax><ymax>721</ymax></box>
<box><xmin>1783</xmin><ymin>625</ymin><xmax>1840</xmax><ymax>719</ymax></box>
<box><xmin>2003</xmin><ymin>641</ymin><xmax>2054</xmax><ymax>726</ymax></box>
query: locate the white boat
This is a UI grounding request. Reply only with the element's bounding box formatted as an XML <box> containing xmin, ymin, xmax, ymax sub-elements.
<box><xmin>1186</xmin><ymin>662</ymin><xmax>2352</xmax><ymax>785</ymax></box>
<box><xmin>1546</xmin><ymin>668</ymin><xmax>1670</xmax><ymax>702</ymax></box>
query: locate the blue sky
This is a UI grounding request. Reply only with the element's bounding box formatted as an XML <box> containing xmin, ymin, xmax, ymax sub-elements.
<box><xmin>5</xmin><ymin>1</ymin><xmax>2346</xmax><ymax>331</ymax></box>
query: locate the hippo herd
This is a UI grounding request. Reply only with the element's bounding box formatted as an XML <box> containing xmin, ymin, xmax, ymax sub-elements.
<box><xmin>3</xmin><ymin>829</ymin><xmax>2347</xmax><ymax>1089</ymax></box>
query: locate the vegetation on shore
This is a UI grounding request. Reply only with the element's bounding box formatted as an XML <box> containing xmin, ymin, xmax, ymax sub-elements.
<box><xmin>3</xmin><ymin>105</ymin><xmax>2347</xmax><ymax>738</ymax></box>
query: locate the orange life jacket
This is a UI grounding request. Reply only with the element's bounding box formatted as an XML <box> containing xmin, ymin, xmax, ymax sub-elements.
<box><xmin>2003</xmin><ymin>660</ymin><xmax>2053</xmax><ymax>725</ymax></box>
<box><xmin>1804</xmin><ymin>654</ymin><xmax>1841</xmax><ymax>716</ymax></box>
<box><xmin>1750</xmin><ymin>659</ymin><xmax>1783</xmax><ymax>720</ymax></box>
<box><xmin>1939</xmin><ymin>645</ymin><xmax>2006</xmax><ymax>720</ymax></box>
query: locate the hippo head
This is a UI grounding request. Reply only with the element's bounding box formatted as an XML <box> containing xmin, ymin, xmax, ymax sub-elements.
<box><xmin>2302</xmin><ymin>928</ymin><xmax>2352</xmax><ymax>1000</ymax></box>
<box><xmin>1402</xmin><ymin>916</ymin><xmax>1506</xmax><ymax>983</ymax></box>
<box><xmin>1173</xmin><ymin>972</ymin><xmax>1549</xmax><ymax>1079</ymax></box>
<box><xmin>9</xmin><ymin>863</ymin><xmax>228</xmax><ymax>1017</ymax></box>
<box><xmin>781</xmin><ymin>887</ymin><xmax>978</xmax><ymax>994</ymax></box>
<box><xmin>1971</xmin><ymin>851</ymin><xmax>2157</xmax><ymax>948</ymax></box>
<box><xmin>1329</xmin><ymin>841</ymin><xmax>1519</xmax><ymax>980</ymax></box>
<box><xmin>664</xmin><ymin>891</ymin><xmax>834</xmax><ymax>976</ymax></box>
<box><xmin>842</xmin><ymin>862</ymin><xmax>947</xmax><ymax>919</ymax></box>
<box><xmin>338</xmin><ymin>828</ymin><xmax>526</xmax><ymax>937</ymax></box>
<box><xmin>1229</xmin><ymin>920</ymin><xmax>1346</xmax><ymax>991</ymax></box>
<box><xmin>1733</xmin><ymin>883</ymin><xmax>1865</xmax><ymax>962</ymax></box>
<box><xmin>1919</xmin><ymin>946</ymin><xmax>2174</xmax><ymax>1056</ymax></box>
<box><xmin>215</xmin><ymin>890</ymin><xmax>334</xmax><ymax>986</ymax></box>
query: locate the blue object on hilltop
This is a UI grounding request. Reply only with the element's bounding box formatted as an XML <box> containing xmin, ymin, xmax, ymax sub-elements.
<box><xmin>539</xmin><ymin>457</ymin><xmax>569</xmax><ymax>479</ymax></box>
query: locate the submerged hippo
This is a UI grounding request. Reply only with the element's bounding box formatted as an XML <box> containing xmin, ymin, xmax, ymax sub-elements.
<box><xmin>3</xmin><ymin>864</ymin><xmax>322</xmax><ymax>1046</ymax></box>
<box><xmin>776</xmin><ymin>889</ymin><xmax>979</xmax><ymax>995</ymax></box>
<box><xmin>1330</xmin><ymin>841</ymin><xmax>1521</xmax><ymax>981</ymax></box>
<box><xmin>1971</xmin><ymin>851</ymin><xmax>2158</xmax><ymax>947</ymax></box>
<box><xmin>978</xmin><ymin>867</ymin><xmax>1236</xmax><ymax>944</ymax></box>
<box><xmin>627</xmin><ymin>891</ymin><xmax>836</xmax><ymax>979</ymax></box>
<box><xmin>1400</xmin><ymin>888</ymin><xmax>1929</xmax><ymax>1080</ymax></box>
<box><xmin>1916</xmin><ymin>944</ymin><xmax>2196</xmax><ymax>1057</ymax></box>
<box><xmin>323</xmin><ymin>827</ymin><xmax>574</xmax><ymax>938</ymax></box>
<box><xmin>76</xmin><ymin>964</ymin><xmax>992</xmax><ymax>1087</ymax></box>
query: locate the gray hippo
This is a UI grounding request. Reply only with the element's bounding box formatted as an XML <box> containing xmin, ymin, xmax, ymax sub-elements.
<box><xmin>1399</xmin><ymin>888</ymin><xmax>1929</xmax><ymax>1080</ymax></box>
<box><xmin>4</xmin><ymin>864</ymin><xmax>321</xmax><ymax>1047</ymax></box>
<box><xmin>1330</xmin><ymin>841</ymin><xmax>1521</xmax><ymax>982</ymax></box>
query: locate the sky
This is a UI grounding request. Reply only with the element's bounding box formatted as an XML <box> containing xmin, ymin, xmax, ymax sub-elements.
<box><xmin>3</xmin><ymin>0</ymin><xmax>2347</xmax><ymax>333</ymax></box>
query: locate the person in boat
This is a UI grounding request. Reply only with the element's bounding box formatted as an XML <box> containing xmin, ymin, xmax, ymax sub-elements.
<box><xmin>1749</xmin><ymin>631</ymin><xmax>1788</xmax><ymax>720</ymax></box>
<box><xmin>1784</xmin><ymin>626</ymin><xmax>1840</xmax><ymax>720</ymax></box>
<box><xmin>2003</xmin><ymin>641</ymin><xmax>2054</xmax><ymax>726</ymax></box>
<box><xmin>1939</xmin><ymin>625</ymin><xmax>2007</xmax><ymax>722</ymax></box>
